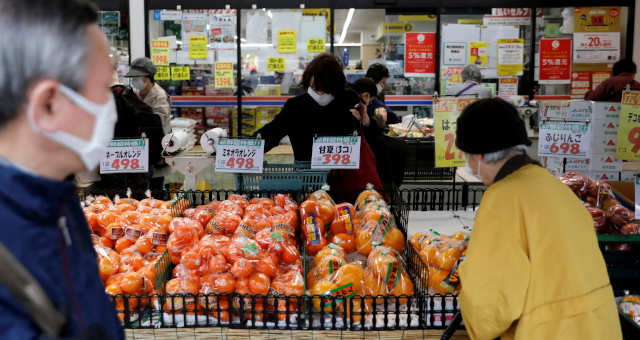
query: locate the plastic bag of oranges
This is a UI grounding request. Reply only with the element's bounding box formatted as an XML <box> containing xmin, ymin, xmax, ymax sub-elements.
<box><xmin>355</xmin><ymin>184</ymin><xmax>384</xmax><ymax>211</ymax></box>
<box><xmin>410</xmin><ymin>231</ymin><xmax>468</xmax><ymax>294</ymax></box>
<box><xmin>354</xmin><ymin>209</ymin><xmax>405</xmax><ymax>255</ymax></box>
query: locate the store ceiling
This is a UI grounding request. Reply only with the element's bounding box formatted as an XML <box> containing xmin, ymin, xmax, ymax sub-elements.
<box><xmin>334</xmin><ymin>9</ymin><xmax>385</xmax><ymax>43</ymax></box>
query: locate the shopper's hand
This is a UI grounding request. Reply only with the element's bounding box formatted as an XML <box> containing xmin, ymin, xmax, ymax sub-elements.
<box><xmin>351</xmin><ymin>105</ymin><xmax>370</xmax><ymax>127</ymax></box>
<box><xmin>375</xmin><ymin>107</ymin><xmax>388</xmax><ymax>123</ymax></box>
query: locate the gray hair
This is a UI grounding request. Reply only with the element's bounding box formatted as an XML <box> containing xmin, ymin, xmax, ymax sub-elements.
<box><xmin>461</xmin><ymin>65</ymin><xmax>482</xmax><ymax>83</ymax></box>
<box><xmin>0</xmin><ymin>0</ymin><xmax>98</xmax><ymax>128</ymax></box>
<box><xmin>482</xmin><ymin>144</ymin><xmax>529</xmax><ymax>163</ymax></box>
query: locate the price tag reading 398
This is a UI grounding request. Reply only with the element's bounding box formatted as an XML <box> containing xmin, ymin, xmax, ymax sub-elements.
<box><xmin>215</xmin><ymin>138</ymin><xmax>264</xmax><ymax>173</ymax></box>
<box><xmin>538</xmin><ymin>121</ymin><xmax>591</xmax><ymax>158</ymax></box>
<box><xmin>311</xmin><ymin>136</ymin><xmax>361</xmax><ymax>169</ymax></box>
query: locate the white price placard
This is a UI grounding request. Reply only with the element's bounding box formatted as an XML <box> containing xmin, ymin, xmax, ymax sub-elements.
<box><xmin>100</xmin><ymin>139</ymin><xmax>149</xmax><ymax>174</ymax></box>
<box><xmin>311</xmin><ymin>136</ymin><xmax>361</xmax><ymax>169</ymax></box>
<box><xmin>538</xmin><ymin>121</ymin><xmax>591</xmax><ymax>158</ymax></box>
<box><xmin>214</xmin><ymin>138</ymin><xmax>264</xmax><ymax>173</ymax></box>
<box><xmin>573</xmin><ymin>32</ymin><xmax>620</xmax><ymax>64</ymax></box>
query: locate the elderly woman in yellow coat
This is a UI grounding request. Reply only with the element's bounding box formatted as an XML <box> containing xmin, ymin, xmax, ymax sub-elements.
<box><xmin>455</xmin><ymin>98</ymin><xmax>621</xmax><ymax>340</ymax></box>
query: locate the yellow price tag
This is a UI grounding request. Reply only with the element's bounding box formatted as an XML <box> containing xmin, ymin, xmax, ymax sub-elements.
<box><xmin>214</xmin><ymin>62</ymin><xmax>234</xmax><ymax>89</ymax></box>
<box><xmin>189</xmin><ymin>35</ymin><xmax>207</xmax><ymax>59</ymax></box>
<box><xmin>278</xmin><ymin>30</ymin><xmax>297</xmax><ymax>53</ymax></box>
<box><xmin>433</xmin><ymin>98</ymin><xmax>476</xmax><ymax>167</ymax></box>
<box><xmin>616</xmin><ymin>91</ymin><xmax>640</xmax><ymax>160</ymax></box>
<box><xmin>155</xmin><ymin>66</ymin><xmax>171</xmax><ymax>81</ymax></box>
<box><xmin>307</xmin><ymin>38</ymin><xmax>325</xmax><ymax>53</ymax></box>
<box><xmin>171</xmin><ymin>66</ymin><xmax>191</xmax><ymax>81</ymax></box>
<box><xmin>267</xmin><ymin>57</ymin><xmax>285</xmax><ymax>72</ymax></box>
<box><xmin>469</xmin><ymin>42</ymin><xmax>488</xmax><ymax>69</ymax></box>
<box><xmin>151</xmin><ymin>40</ymin><xmax>170</xmax><ymax>66</ymax></box>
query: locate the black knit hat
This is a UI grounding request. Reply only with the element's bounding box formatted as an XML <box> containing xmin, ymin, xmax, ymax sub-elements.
<box><xmin>455</xmin><ymin>98</ymin><xmax>531</xmax><ymax>154</ymax></box>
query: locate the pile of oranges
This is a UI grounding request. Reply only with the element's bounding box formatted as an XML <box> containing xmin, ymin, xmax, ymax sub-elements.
<box><xmin>164</xmin><ymin>194</ymin><xmax>304</xmax><ymax>322</ymax></box>
<box><xmin>85</xmin><ymin>196</ymin><xmax>175</xmax><ymax>321</ymax></box>
<box><xmin>303</xmin><ymin>187</ymin><xmax>414</xmax><ymax>323</ymax></box>
<box><xmin>410</xmin><ymin>230</ymin><xmax>469</xmax><ymax>294</ymax></box>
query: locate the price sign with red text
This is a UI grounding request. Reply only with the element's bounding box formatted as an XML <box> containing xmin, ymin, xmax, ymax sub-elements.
<box><xmin>215</xmin><ymin>138</ymin><xmax>264</xmax><ymax>173</ymax></box>
<box><xmin>434</xmin><ymin>98</ymin><xmax>476</xmax><ymax>167</ymax></box>
<box><xmin>573</xmin><ymin>32</ymin><xmax>620</xmax><ymax>63</ymax></box>
<box><xmin>100</xmin><ymin>139</ymin><xmax>149</xmax><ymax>174</ymax></box>
<box><xmin>311</xmin><ymin>136</ymin><xmax>361</xmax><ymax>169</ymax></box>
<box><xmin>616</xmin><ymin>91</ymin><xmax>640</xmax><ymax>160</ymax></box>
<box><xmin>539</xmin><ymin>121</ymin><xmax>591</xmax><ymax>158</ymax></box>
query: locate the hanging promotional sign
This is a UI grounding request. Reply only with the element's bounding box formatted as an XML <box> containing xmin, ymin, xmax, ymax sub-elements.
<box><xmin>574</xmin><ymin>7</ymin><xmax>621</xmax><ymax>32</ymax></box>
<box><xmin>171</xmin><ymin>66</ymin><xmax>191</xmax><ymax>81</ymax></box>
<box><xmin>497</xmin><ymin>38</ymin><xmax>524</xmax><ymax>76</ymax></box>
<box><xmin>267</xmin><ymin>57</ymin><xmax>286</xmax><ymax>72</ymax></box>
<box><xmin>538</xmin><ymin>121</ymin><xmax>592</xmax><ymax>158</ymax></box>
<box><xmin>443</xmin><ymin>42</ymin><xmax>466</xmax><ymax>65</ymax></box>
<box><xmin>150</xmin><ymin>40</ymin><xmax>170</xmax><ymax>66</ymax></box>
<box><xmin>209</xmin><ymin>9</ymin><xmax>236</xmax><ymax>50</ymax></box>
<box><xmin>100</xmin><ymin>139</ymin><xmax>149</xmax><ymax>174</ymax></box>
<box><xmin>468</xmin><ymin>42</ymin><xmax>488</xmax><ymax>68</ymax></box>
<box><xmin>434</xmin><ymin>98</ymin><xmax>476</xmax><ymax>167</ymax></box>
<box><xmin>570</xmin><ymin>72</ymin><xmax>591</xmax><ymax>99</ymax></box>
<box><xmin>215</xmin><ymin>138</ymin><xmax>265</xmax><ymax>173</ymax></box>
<box><xmin>539</xmin><ymin>38</ymin><xmax>572</xmax><ymax>84</ymax></box>
<box><xmin>214</xmin><ymin>62</ymin><xmax>234</xmax><ymax>88</ymax></box>
<box><xmin>311</xmin><ymin>137</ymin><xmax>361</xmax><ymax>170</ymax></box>
<box><xmin>573</xmin><ymin>32</ymin><xmax>620</xmax><ymax>64</ymax></box>
<box><xmin>153</xmin><ymin>10</ymin><xmax>182</xmax><ymax>21</ymax></box>
<box><xmin>498</xmin><ymin>78</ymin><xmax>518</xmax><ymax>97</ymax></box>
<box><xmin>307</xmin><ymin>39</ymin><xmax>326</xmax><ymax>53</ymax></box>
<box><xmin>155</xmin><ymin>66</ymin><xmax>171</xmax><ymax>81</ymax></box>
<box><xmin>616</xmin><ymin>92</ymin><xmax>640</xmax><ymax>160</ymax></box>
<box><xmin>404</xmin><ymin>32</ymin><xmax>436</xmax><ymax>77</ymax></box>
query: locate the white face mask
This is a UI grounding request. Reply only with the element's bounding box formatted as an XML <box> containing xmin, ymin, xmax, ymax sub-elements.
<box><xmin>376</xmin><ymin>83</ymin><xmax>384</xmax><ymax>94</ymax></box>
<box><xmin>464</xmin><ymin>155</ymin><xmax>483</xmax><ymax>182</ymax></box>
<box><xmin>28</xmin><ymin>84</ymin><xmax>117</xmax><ymax>171</ymax></box>
<box><xmin>131</xmin><ymin>77</ymin><xmax>146</xmax><ymax>92</ymax></box>
<box><xmin>307</xmin><ymin>87</ymin><xmax>334</xmax><ymax>107</ymax></box>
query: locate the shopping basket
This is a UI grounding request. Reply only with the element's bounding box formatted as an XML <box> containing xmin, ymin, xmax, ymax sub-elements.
<box><xmin>395</xmin><ymin>137</ymin><xmax>457</xmax><ymax>184</ymax></box>
<box><xmin>234</xmin><ymin>162</ymin><xmax>329</xmax><ymax>192</ymax></box>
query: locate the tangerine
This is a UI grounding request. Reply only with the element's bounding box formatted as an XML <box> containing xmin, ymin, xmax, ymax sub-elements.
<box><xmin>355</xmin><ymin>229</ymin><xmax>373</xmax><ymax>255</ymax></box>
<box><xmin>120</xmin><ymin>272</ymin><xmax>144</xmax><ymax>295</ymax></box>
<box><xmin>255</xmin><ymin>256</ymin><xmax>277</xmax><ymax>278</ymax></box>
<box><xmin>115</xmin><ymin>238</ymin><xmax>134</xmax><ymax>253</ymax></box>
<box><xmin>235</xmin><ymin>277</ymin><xmax>251</xmax><ymax>295</ymax></box>
<box><xmin>212</xmin><ymin>273</ymin><xmax>236</xmax><ymax>294</ymax></box>
<box><xmin>435</xmin><ymin>248</ymin><xmax>461</xmax><ymax>271</ymax></box>
<box><xmin>331</xmin><ymin>264</ymin><xmax>364</xmax><ymax>293</ymax></box>
<box><xmin>428</xmin><ymin>267</ymin><xmax>450</xmax><ymax>294</ymax></box>
<box><xmin>329</xmin><ymin>233</ymin><xmax>356</xmax><ymax>253</ymax></box>
<box><xmin>248</xmin><ymin>272</ymin><xmax>270</xmax><ymax>295</ymax></box>
<box><xmin>310</xmin><ymin>280</ymin><xmax>338</xmax><ymax>311</ymax></box>
<box><xmin>382</xmin><ymin>228</ymin><xmax>405</xmax><ymax>253</ymax></box>
<box><xmin>135</xmin><ymin>236</ymin><xmax>153</xmax><ymax>254</ymax></box>
<box><xmin>208</xmin><ymin>254</ymin><xmax>227</xmax><ymax>274</ymax></box>
<box><xmin>230</xmin><ymin>259</ymin><xmax>255</xmax><ymax>279</ymax></box>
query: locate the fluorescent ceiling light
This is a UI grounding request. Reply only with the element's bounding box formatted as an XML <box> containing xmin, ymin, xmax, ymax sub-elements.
<box><xmin>339</xmin><ymin>8</ymin><xmax>355</xmax><ymax>44</ymax></box>
<box><xmin>242</xmin><ymin>43</ymin><xmax>273</xmax><ymax>48</ymax></box>
<box><xmin>334</xmin><ymin>43</ymin><xmax>361</xmax><ymax>47</ymax></box>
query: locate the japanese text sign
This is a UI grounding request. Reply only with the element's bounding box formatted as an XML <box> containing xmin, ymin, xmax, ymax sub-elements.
<box><xmin>443</xmin><ymin>42</ymin><xmax>466</xmax><ymax>65</ymax></box>
<box><xmin>214</xmin><ymin>62</ymin><xmax>234</xmax><ymax>88</ymax></box>
<box><xmin>404</xmin><ymin>32</ymin><xmax>436</xmax><ymax>77</ymax></box>
<box><xmin>498</xmin><ymin>77</ymin><xmax>518</xmax><ymax>97</ymax></box>
<box><xmin>307</xmin><ymin>39</ymin><xmax>325</xmax><ymax>53</ymax></box>
<box><xmin>574</xmin><ymin>7</ymin><xmax>621</xmax><ymax>32</ymax></box>
<box><xmin>277</xmin><ymin>30</ymin><xmax>297</xmax><ymax>53</ymax></box>
<box><xmin>311</xmin><ymin>136</ymin><xmax>361</xmax><ymax>170</ymax></box>
<box><xmin>100</xmin><ymin>139</ymin><xmax>149</xmax><ymax>174</ymax></box>
<box><xmin>434</xmin><ymin>98</ymin><xmax>476</xmax><ymax>167</ymax></box>
<box><xmin>616</xmin><ymin>92</ymin><xmax>640</xmax><ymax>160</ymax></box>
<box><xmin>151</xmin><ymin>40</ymin><xmax>170</xmax><ymax>65</ymax></box>
<box><xmin>497</xmin><ymin>38</ymin><xmax>523</xmax><ymax>76</ymax></box>
<box><xmin>573</xmin><ymin>32</ymin><xmax>620</xmax><ymax>64</ymax></box>
<box><xmin>468</xmin><ymin>42</ymin><xmax>488</xmax><ymax>69</ymax></box>
<box><xmin>171</xmin><ymin>66</ymin><xmax>190</xmax><ymax>81</ymax></box>
<box><xmin>189</xmin><ymin>35</ymin><xmax>207</xmax><ymax>59</ymax></box>
<box><xmin>267</xmin><ymin>57</ymin><xmax>285</xmax><ymax>72</ymax></box>
<box><xmin>538</xmin><ymin>121</ymin><xmax>591</xmax><ymax>158</ymax></box>
<box><xmin>155</xmin><ymin>66</ymin><xmax>171</xmax><ymax>81</ymax></box>
<box><xmin>539</xmin><ymin>38</ymin><xmax>572</xmax><ymax>84</ymax></box>
<box><xmin>215</xmin><ymin>138</ymin><xmax>265</xmax><ymax>173</ymax></box>
<box><xmin>570</xmin><ymin>72</ymin><xmax>591</xmax><ymax>99</ymax></box>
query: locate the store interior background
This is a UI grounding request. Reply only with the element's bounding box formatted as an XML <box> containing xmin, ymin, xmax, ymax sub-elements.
<box><xmin>94</xmin><ymin>0</ymin><xmax>640</xmax><ymax>189</ymax></box>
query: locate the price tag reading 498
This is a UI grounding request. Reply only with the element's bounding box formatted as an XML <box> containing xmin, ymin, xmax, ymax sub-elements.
<box><xmin>215</xmin><ymin>138</ymin><xmax>264</xmax><ymax>173</ymax></box>
<box><xmin>311</xmin><ymin>136</ymin><xmax>361</xmax><ymax>169</ymax></box>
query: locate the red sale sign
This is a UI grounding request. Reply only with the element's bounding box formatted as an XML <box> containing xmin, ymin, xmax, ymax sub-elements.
<box><xmin>539</xmin><ymin>38</ymin><xmax>572</xmax><ymax>84</ymax></box>
<box><xmin>404</xmin><ymin>32</ymin><xmax>436</xmax><ymax>77</ymax></box>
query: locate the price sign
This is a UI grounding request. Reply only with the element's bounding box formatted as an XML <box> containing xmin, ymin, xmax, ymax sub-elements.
<box><xmin>151</xmin><ymin>40</ymin><xmax>170</xmax><ymax>65</ymax></box>
<box><xmin>311</xmin><ymin>136</ymin><xmax>361</xmax><ymax>169</ymax></box>
<box><xmin>277</xmin><ymin>30</ymin><xmax>297</xmax><ymax>53</ymax></box>
<box><xmin>214</xmin><ymin>62</ymin><xmax>234</xmax><ymax>88</ymax></box>
<box><xmin>214</xmin><ymin>138</ymin><xmax>264</xmax><ymax>173</ymax></box>
<box><xmin>538</xmin><ymin>121</ymin><xmax>591</xmax><ymax>158</ymax></box>
<box><xmin>267</xmin><ymin>57</ymin><xmax>285</xmax><ymax>72</ymax></box>
<box><xmin>307</xmin><ymin>38</ymin><xmax>325</xmax><ymax>53</ymax></box>
<box><xmin>433</xmin><ymin>98</ymin><xmax>475</xmax><ymax>167</ymax></box>
<box><xmin>189</xmin><ymin>35</ymin><xmax>207</xmax><ymax>59</ymax></box>
<box><xmin>100</xmin><ymin>139</ymin><xmax>149</xmax><ymax>174</ymax></box>
<box><xmin>155</xmin><ymin>66</ymin><xmax>171</xmax><ymax>81</ymax></box>
<box><xmin>171</xmin><ymin>66</ymin><xmax>190</xmax><ymax>81</ymax></box>
<box><xmin>616</xmin><ymin>91</ymin><xmax>640</xmax><ymax>160</ymax></box>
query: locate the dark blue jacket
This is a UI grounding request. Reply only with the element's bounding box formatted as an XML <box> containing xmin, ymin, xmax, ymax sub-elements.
<box><xmin>367</xmin><ymin>97</ymin><xmax>402</xmax><ymax>125</ymax></box>
<box><xmin>0</xmin><ymin>160</ymin><xmax>124</xmax><ymax>340</ymax></box>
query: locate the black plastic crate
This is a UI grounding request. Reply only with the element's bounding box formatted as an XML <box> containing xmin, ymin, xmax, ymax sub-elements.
<box><xmin>396</xmin><ymin>137</ymin><xmax>457</xmax><ymax>183</ymax></box>
<box><xmin>597</xmin><ymin>235</ymin><xmax>640</xmax><ymax>292</ymax></box>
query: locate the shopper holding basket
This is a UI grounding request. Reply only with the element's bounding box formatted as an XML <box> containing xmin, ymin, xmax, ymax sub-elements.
<box><xmin>454</xmin><ymin>98</ymin><xmax>621</xmax><ymax>339</ymax></box>
<box><xmin>0</xmin><ymin>1</ymin><xmax>123</xmax><ymax>339</ymax></box>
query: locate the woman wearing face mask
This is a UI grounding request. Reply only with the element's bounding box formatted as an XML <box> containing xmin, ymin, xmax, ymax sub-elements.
<box><xmin>256</xmin><ymin>54</ymin><xmax>383</xmax><ymax>202</ymax></box>
<box><xmin>365</xmin><ymin>64</ymin><xmax>401</xmax><ymax>124</ymax></box>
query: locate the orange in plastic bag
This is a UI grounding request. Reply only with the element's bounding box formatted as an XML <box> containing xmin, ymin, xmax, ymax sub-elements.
<box><xmin>329</xmin><ymin>233</ymin><xmax>356</xmax><ymax>253</ymax></box>
<box><xmin>330</xmin><ymin>203</ymin><xmax>356</xmax><ymax>235</ymax></box>
<box><xmin>248</xmin><ymin>272</ymin><xmax>271</xmax><ymax>295</ymax></box>
<box><xmin>310</xmin><ymin>280</ymin><xmax>338</xmax><ymax>311</ymax></box>
<box><xmin>355</xmin><ymin>185</ymin><xmax>384</xmax><ymax>211</ymax></box>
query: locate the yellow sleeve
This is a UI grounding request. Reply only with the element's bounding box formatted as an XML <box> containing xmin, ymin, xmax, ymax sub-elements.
<box><xmin>459</xmin><ymin>189</ymin><xmax>530</xmax><ymax>340</ymax></box>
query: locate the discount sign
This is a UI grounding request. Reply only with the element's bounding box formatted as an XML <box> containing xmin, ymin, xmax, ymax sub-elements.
<box><xmin>616</xmin><ymin>91</ymin><xmax>640</xmax><ymax>160</ymax></box>
<box><xmin>215</xmin><ymin>138</ymin><xmax>264</xmax><ymax>173</ymax></box>
<box><xmin>434</xmin><ymin>98</ymin><xmax>476</xmax><ymax>167</ymax></box>
<box><xmin>100</xmin><ymin>139</ymin><xmax>149</xmax><ymax>174</ymax></box>
<box><xmin>311</xmin><ymin>136</ymin><xmax>361</xmax><ymax>170</ymax></box>
<box><xmin>538</xmin><ymin>121</ymin><xmax>591</xmax><ymax>158</ymax></box>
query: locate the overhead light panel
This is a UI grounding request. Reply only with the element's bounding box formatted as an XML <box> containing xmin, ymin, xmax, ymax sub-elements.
<box><xmin>339</xmin><ymin>8</ymin><xmax>355</xmax><ymax>44</ymax></box>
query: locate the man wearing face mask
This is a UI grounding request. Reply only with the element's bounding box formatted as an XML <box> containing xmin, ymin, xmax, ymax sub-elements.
<box><xmin>125</xmin><ymin>57</ymin><xmax>171</xmax><ymax>133</ymax></box>
<box><xmin>365</xmin><ymin>64</ymin><xmax>401</xmax><ymax>124</ymax></box>
<box><xmin>0</xmin><ymin>1</ymin><xmax>123</xmax><ymax>339</ymax></box>
<box><xmin>455</xmin><ymin>98</ymin><xmax>620</xmax><ymax>340</ymax></box>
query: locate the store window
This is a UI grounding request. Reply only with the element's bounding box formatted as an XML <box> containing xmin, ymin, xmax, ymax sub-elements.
<box><xmin>535</xmin><ymin>6</ymin><xmax>629</xmax><ymax>99</ymax></box>
<box><xmin>148</xmin><ymin>8</ymin><xmax>238</xmax><ymax>135</ymax></box>
<box><xmin>99</xmin><ymin>10</ymin><xmax>130</xmax><ymax>84</ymax></box>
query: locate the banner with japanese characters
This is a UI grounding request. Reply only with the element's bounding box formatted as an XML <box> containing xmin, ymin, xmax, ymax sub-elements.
<box><xmin>404</xmin><ymin>32</ymin><xmax>436</xmax><ymax>77</ymax></box>
<box><xmin>539</xmin><ymin>38</ymin><xmax>572</xmax><ymax>84</ymax></box>
<box><xmin>497</xmin><ymin>38</ymin><xmax>523</xmax><ymax>76</ymax></box>
<box><xmin>208</xmin><ymin>9</ymin><xmax>236</xmax><ymax>50</ymax></box>
<box><xmin>433</xmin><ymin>98</ymin><xmax>476</xmax><ymax>167</ymax></box>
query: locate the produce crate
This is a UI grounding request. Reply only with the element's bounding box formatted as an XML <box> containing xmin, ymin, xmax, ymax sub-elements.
<box><xmin>396</xmin><ymin>137</ymin><xmax>457</xmax><ymax>184</ymax></box>
<box><xmin>597</xmin><ymin>235</ymin><xmax>640</xmax><ymax>292</ymax></box>
<box><xmin>235</xmin><ymin>162</ymin><xmax>329</xmax><ymax>192</ymax></box>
